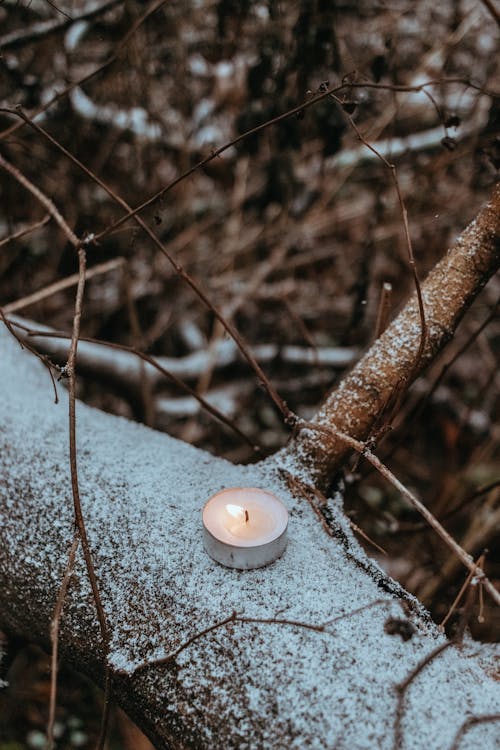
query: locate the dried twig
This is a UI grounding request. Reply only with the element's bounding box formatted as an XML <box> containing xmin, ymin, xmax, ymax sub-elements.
<box><xmin>333</xmin><ymin>93</ymin><xmax>427</xmax><ymax>396</ymax></box>
<box><xmin>0</xmin><ymin>309</ymin><xmax>59</xmax><ymax>403</ymax></box>
<box><xmin>67</xmin><ymin>247</ymin><xmax>111</xmax><ymax>750</ymax></box>
<box><xmin>439</xmin><ymin>553</ymin><xmax>485</xmax><ymax>630</ymax></box>
<box><xmin>193</xmin><ymin>242</ymin><xmax>289</xmax><ymax>400</ymax></box>
<box><xmin>393</xmin><ymin>641</ymin><xmax>454</xmax><ymax>750</ymax></box>
<box><xmin>13</xmin><ymin>109</ymin><xmax>292</xmax><ymax>423</ymax></box>
<box><xmin>67</xmin><ymin>248</ymin><xmax>108</xmax><ymax>638</ymax></box>
<box><xmin>14</xmin><ymin>320</ymin><xmax>356</xmax><ymax>382</ymax></box>
<box><xmin>295</xmin><ymin>417</ymin><xmax>500</xmax><ymax>607</ymax></box>
<box><xmin>47</xmin><ymin>533</ymin><xmax>79</xmax><ymax>750</ymax></box>
<box><xmin>0</xmin><ymin>152</ymin><xmax>79</xmax><ymax>246</ymax></box>
<box><xmin>449</xmin><ymin>714</ymin><xmax>500</xmax><ymax>750</ymax></box>
<box><xmin>126</xmin><ymin>599</ymin><xmax>391</xmax><ymax>675</ymax></box>
<box><xmin>3</xmin><ymin>257</ymin><xmax>125</xmax><ymax>314</ymax></box>
<box><xmin>374</xmin><ymin>282</ymin><xmax>393</xmax><ymax>340</ymax></box>
<box><xmin>9</xmin><ymin>318</ymin><xmax>260</xmax><ymax>448</ymax></box>
<box><xmin>418</xmin><ymin>491</ymin><xmax>500</xmax><ymax>605</ymax></box>
<box><xmin>0</xmin><ymin>214</ymin><xmax>50</xmax><ymax>248</ymax></box>
<box><xmin>349</xmin><ymin>518</ymin><xmax>388</xmax><ymax>556</ymax></box>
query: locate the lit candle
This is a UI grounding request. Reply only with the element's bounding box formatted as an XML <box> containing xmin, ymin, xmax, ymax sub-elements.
<box><xmin>202</xmin><ymin>487</ymin><xmax>288</xmax><ymax>569</ymax></box>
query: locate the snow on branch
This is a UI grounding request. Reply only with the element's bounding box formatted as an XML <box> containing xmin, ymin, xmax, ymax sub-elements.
<box><xmin>0</xmin><ymin>309</ymin><xmax>499</xmax><ymax>748</ymax></box>
<box><xmin>279</xmin><ymin>182</ymin><xmax>500</xmax><ymax>487</ymax></box>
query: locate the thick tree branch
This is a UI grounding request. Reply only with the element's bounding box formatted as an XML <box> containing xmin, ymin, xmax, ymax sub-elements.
<box><xmin>0</xmin><ymin>162</ymin><xmax>498</xmax><ymax>750</ymax></box>
<box><xmin>278</xmin><ymin>182</ymin><xmax>500</xmax><ymax>487</ymax></box>
<box><xmin>0</xmin><ymin>322</ymin><xmax>499</xmax><ymax>749</ymax></box>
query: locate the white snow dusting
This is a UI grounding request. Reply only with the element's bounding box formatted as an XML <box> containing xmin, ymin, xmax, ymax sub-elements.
<box><xmin>0</xmin><ymin>326</ymin><xmax>499</xmax><ymax>749</ymax></box>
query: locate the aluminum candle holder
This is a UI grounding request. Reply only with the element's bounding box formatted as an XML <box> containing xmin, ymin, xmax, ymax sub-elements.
<box><xmin>202</xmin><ymin>487</ymin><xmax>289</xmax><ymax>570</ymax></box>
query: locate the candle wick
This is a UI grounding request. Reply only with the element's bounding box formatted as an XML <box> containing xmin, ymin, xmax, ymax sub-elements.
<box><xmin>244</xmin><ymin>509</ymin><xmax>249</xmax><ymax>523</ymax></box>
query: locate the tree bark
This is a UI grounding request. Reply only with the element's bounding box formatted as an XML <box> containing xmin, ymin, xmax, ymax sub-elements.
<box><xmin>0</xmin><ymin>185</ymin><xmax>499</xmax><ymax>749</ymax></box>
<box><xmin>278</xmin><ymin>182</ymin><xmax>500</xmax><ymax>488</ymax></box>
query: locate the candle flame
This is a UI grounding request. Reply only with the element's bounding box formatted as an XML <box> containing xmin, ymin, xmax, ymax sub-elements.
<box><xmin>226</xmin><ymin>504</ymin><xmax>248</xmax><ymax>521</ymax></box>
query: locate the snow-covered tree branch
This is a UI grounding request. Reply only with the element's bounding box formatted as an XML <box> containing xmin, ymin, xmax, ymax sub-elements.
<box><xmin>280</xmin><ymin>183</ymin><xmax>500</xmax><ymax>488</ymax></box>
<box><xmin>1</xmin><ymin>184</ymin><xmax>499</xmax><ymax>749</ymax></box>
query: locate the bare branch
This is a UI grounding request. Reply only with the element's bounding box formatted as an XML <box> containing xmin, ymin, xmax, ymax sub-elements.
<box><xmin>449</xmin><ymin>714</ymin><xmax>500</xmax><ymax>750</ymax></box>
<box><xmin>0</xmin><ymin>152</ymin><xmax>78</xmax><ymax>247</ymax></box>
<box><xmin>47</xmin><ymin>533</ymin><xmax>79</xmax><ymax>750</ymax></box>
<box><xmin>479</xmin><ymin>0</ymin><xmax>500</xmax><ymax>27</ymax></box>
<box><xmin>3</xmin><ymin>257</ymin><xmax>125</xmax><ymax>314</ymax></box>
<box><xmin>0</xmin><ymin>214</ymin><xmax>50</xmax><ymax>249</ymax></box>
<box><xmin>394</xmin><ymin>642</ymin><xmax>454</xmax><ymax>750</ymax></box>
<box><xmin>0</xmin><ymin>0</ymin><xmax>122</xmax><ymax>50</ymax></box>
<box><xmin>279</xmin><ymin>182</ymin><xmax>500</xmax><ymax>485</ymax></box>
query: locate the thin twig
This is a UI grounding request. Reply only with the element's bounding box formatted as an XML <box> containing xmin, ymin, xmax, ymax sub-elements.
<box><xmin>296</xmin><ymin>418</ymin><xmax>500</xmax><ymax>607</ymax></box>
<box><xmin>13</xmin><ymin>109</ymin><xmax>292</xmax><ymax>423</ymax></box>
<box><xmin>130</xmin><ymin>612</ymin><xmax>240</xmax><ymax>673</ymax></box>
<box><xmin>439</xmin><ymin>553</ymin><xmax>485</xmax><ymax>630</ymax></box>
<box><xmin>67</xmin><ymin>247</ymin><xmax>111</xmax><ymax>750</ymax></box>
<box><xmin>374</xmin><ymin>282</ymin><xmax>393</xmax><ymax>340</ymax></box>
<box><xmin>349</xmin><ymin>518</ymin><xmax>388</xmax><ymax>556</ymax></box>
<box><xmin>479</xmin><ymin>0</ymin><xmax>500</xmax><ymax>27</ymax></box>
<box><xmin>67</xmin><ymin>248</ymin><xmax>108</xmax><ymax>641</ymax></box>
<box><xmin>9</xmin><ymin>318</ymin><xmax>259</xmax><ymax>449</ymax></box>
<box><xmin>0</xmin><ymin>152</ymin><xmax>79</xmax><ymax>246</ymax></box>
<box><xmin>3</xmin><ymin>257</ymin><xmax>125</xmax><ymax>314</ymax></box>
<box><xmin>43</xmin><ymin>0</ymin><xmax>73</xmax><ymax>21</ymax></box>
<box><xmin>13</xmin><ymin>317</ymin><xmax>356</xmax><ymax>377</ymax></box>
<box><xmin>126</xmin><ymin>599</ymin><xmax>392</xmax><ymax>675</ymax></box>
<box><xmin>192</xmin><ymin>242</ymin><xmax>289</xmax><ymax>405</ymax></box>
<box><xmin>393</xmin><ymin>641</ymin><xmax>454</xmax><ymax>750</ymax></box>
<box><xmin>333</xmin><ymin>95</ymin><xmax>427</xmax><ymax>387</ymax></box>
<box><xmin>449</xmin><ymin>714</ymin><xmax>500</xmax><ymax>750</ymax></box>
<box><xmin>0</xmin><ymin>309</ymin><xmax>59</xmax><ymax>403</ymax></box>
<box><xmin>8</xmin><ymin>320</ymin><xmax>260</xmax><ymax>452</ymax></box>
<box><xmin>0</xmin><ymin>214</ymin><xmax>50</xmax><ymax>248</ymax></box>
<box><xmin>47</xmin><ymin>533</ymin><xmax>79</xmax><ymax>750</ymax></box>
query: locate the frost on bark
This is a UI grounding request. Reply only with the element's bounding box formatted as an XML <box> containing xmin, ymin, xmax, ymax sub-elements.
<box><xmin>0</xmin><ymin>185</ymin><xmax>499</xmax><ymax>749</ymax></box>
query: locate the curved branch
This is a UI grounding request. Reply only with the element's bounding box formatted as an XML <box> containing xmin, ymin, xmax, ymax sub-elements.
<box><xmin>277</xmin><ymin>182</ymin><xmax>500</xmax><ymax>487</ymax></box>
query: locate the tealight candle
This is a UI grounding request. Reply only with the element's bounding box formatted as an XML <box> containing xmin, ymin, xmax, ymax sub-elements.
<box><xmin>202</xmin><ymin>487</ymin><xmax>288</xmax><ymax>569</ymax></box>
